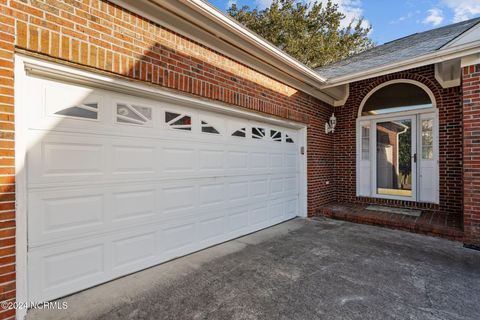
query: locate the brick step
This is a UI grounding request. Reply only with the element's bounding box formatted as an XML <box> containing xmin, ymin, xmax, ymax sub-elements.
<box><xmin>317</xmin><ymin>203</ymin><xmax>464</xmax><ymax>242</ymax></box>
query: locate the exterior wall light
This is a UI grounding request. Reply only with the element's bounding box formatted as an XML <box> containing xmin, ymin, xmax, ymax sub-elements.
<box><xmin>325</xmin><ymin>113</ymin><xmax>337</xmax><ymax>134</ymax></box>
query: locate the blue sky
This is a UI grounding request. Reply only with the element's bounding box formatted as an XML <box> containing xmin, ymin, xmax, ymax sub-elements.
<box><xmin>207</xmin><ymin>0</ymin><xmax>480</xmax><ymax>44</ymax></box>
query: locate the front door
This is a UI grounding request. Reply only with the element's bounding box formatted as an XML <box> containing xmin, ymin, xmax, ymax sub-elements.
<box><xmin>374</xmin><ymin>115</ymin><xmax>417</xmax><ymax>200</ymax></box>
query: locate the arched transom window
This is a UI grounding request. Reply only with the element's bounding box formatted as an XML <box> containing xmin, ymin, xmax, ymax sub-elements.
<box><xmin>360</xmin><ymin>82</ymin><xmax>434</xmax><ymax>116</ymax></box>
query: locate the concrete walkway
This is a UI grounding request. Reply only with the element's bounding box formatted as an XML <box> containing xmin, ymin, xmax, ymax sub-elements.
<box><xmin>28</xmin><ymin>218</ymin><xmax>480</xmax><ymax>320</ymax></box>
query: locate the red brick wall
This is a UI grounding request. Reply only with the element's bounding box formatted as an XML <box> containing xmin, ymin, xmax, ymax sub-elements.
<box><xmin>462</xmin><ymin>63</ymin><xmax>480</xmax><ymax>248</ymax></box>
<box><xmin>331</xmin><ymin>65</ymin><xmax>463</xmax><ymax>215</ymax></box>
<box><xmin>0</xmin><ymin>0</ymin><xmax>334</xmax><ymax>318</ymax></box>
<box><xmin>0</xmin><ymin>3</ymin><xmax>16</xmax><ymax>319</ymax></box>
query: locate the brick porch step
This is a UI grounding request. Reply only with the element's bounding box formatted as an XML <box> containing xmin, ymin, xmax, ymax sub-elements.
<box><xmin>317</xmin><ymin>203</ymin><xmax>464</xmax><ymax>241</ymax></box>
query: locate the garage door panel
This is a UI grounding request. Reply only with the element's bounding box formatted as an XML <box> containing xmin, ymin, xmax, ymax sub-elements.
<box><xmin>250</xmin><ymin>179</ymin><xmax>269</xmax><ymax>198</ymax></box>
<box><xmin>269</xmin><ymin>200</ymin><xmax>286</xmax><ymax>223</ymax></box>
<box><xmin>26</xmin><ymin>76</ymin><xmax>303</xmax><ymax>302</ymax></box>
<box><xmin>270</xmin><ymin>178</ymin><xmax>284</xmax><ymax>195</ymax></box>
<box><xmin>286</xmin><ymin>198</ymin><xmax>298</xmax><ymax>219</ymax></box>
<box><xmin>42</xmin><ymin>245</ymin><xmax>105</xmax><ymax>288</ymax></box>
<box><xmin>29</xmin><ymin>138</ymin><xmax>299</xmax><ymax>185</ymax></box>
<box><xmin>28</xmin><ymin>242</ymin><xmax>106</xmax><ymax>302</ymax></box>
<box><xmin>199</xmin><ymin>183</ymin><xmax>226</xmax><ymax>207</ymax></box>
<box><xmin>285</xmin><ymin>176</ymin><xmax>298</xmax><ymax>192</ymax></box>
<box><xmin>28</xmin><ymin>178</ymin><xmax>297</xmax><ymax>248</ymax></box>
<box><xmin>28</xmin><ymin>133</ymin><xmax>105</xmax><ymax>184</ymax></box>
<box><xmin>111</xmin><ymin>188</ymin><xmax>156</xmax><ymax>222</ymax></box>
<box><xmin>161</xmin><ymin>146</ymin><xmax>197</xmax><ymax>173</ymax></box>
<box><xmin>198</xmin><ymin>212</ymin><xmax>227</xmax><ymax>242</ymax></box>
<box><xmin>161</xmin><ymin>220</ymin><xmax>197</xmax><ymax>254</ymax></box>
<box><xmin>228</xmin><ymin>180</ymin><xmax>250</xmax><ymax>201</ymax></box>
<box><xmin>28</xmin><ymin>191</ymin><xmax>106</xmax><ymax>246</ymax></box>
<box><xmin>38</xmin><ymin>81</ymin><xmax>104</xmax><ymax>130</ymax></box>
<box><xmin>270</xmin><ymin>153</ymin><xmax>284</xmax><ymax>168</ymax></box>
<box><xmin>250</xmin><ymin>205</ymin><xmax>270</xmax><ymax>228</ymax></box>
<box><xmin>228</xmin><ymin>207</ymin><xmax>250</xmax><ymax>233</ymax></box>
<box><xmin>28</xmin><ymin>139</ymin><xmax>105</xmax><ymax>182</ymax></box>
<box><xmin>30</xmin><ymin>186</ymin><xmax>157</xmax><ymax>246</ymax></box>
<box><xmin>285</xmin><ymin>153</ymin><xmax>298</xmax><ymax>168</ymax></box>
<box><xmin>226</xmin><ymin>151</ymin><xmax>248</xmax><ymax>169</ymax></box>
<box><xmin>161</xmin><ymin>184</ymin><xmax>197</xmax><ymax>215</ymax></box>
<box><xmin>250</xmin><ymin>152</ymin><xmax>269</xmax><ymax>168</ymax></box>
<box><xmin>111</xmin><ymin>145</ymin><xmax>157</xmax><ymax>175</ymax></box>
<box><xmin>112</xmin><ymin>232</ymin><xmax>157</xmax><ymax>271</ymax></box>
<box><xmin>198</xmin><ymin>149</ymin><xmax>225</xmax><ymax>170</ymax></box>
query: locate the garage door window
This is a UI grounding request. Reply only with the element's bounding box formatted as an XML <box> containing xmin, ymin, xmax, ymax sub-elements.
<box><xmin>252</xmin><ymin>127</ymin><xmax>266</xmax><ymax>139</ymax></box>
<box><xmin>201</xmin><ymin>121</ymin><xmax>220</xmax><ymax>134</ymax></box>
<box><xmin>285</xmin><ymin>134</ymin><xmax>294</xmax><ymax>143</ymax></box>
<box><xmin>271</xmin><ymin>130</ymin><xmax>282</xmax><ymax>142</ymax></box>
<box><xmin>55</xmin><ymin>103</ymin><xmax>98</xmax><ymax>120</ymax></box>
<box><xmin>166</xmin><ymin>112</ymin><xmax>192</xmax><ymax>131</ymax></box>
<box><xmin>116</xmin><ymin>103</ymin><xmax>152</xmax><ymax>126</ymax></box>
<box><xmin>232</xmin><ymin>128</ymin><xmax>246</xmax><ymax>137</ymax></box>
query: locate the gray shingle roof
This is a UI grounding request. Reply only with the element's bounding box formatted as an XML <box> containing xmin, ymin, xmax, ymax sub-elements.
<box><xmin>316</xmin><ymin>17</ymin><xmax>480</xmax><ymax>80</ymax></box>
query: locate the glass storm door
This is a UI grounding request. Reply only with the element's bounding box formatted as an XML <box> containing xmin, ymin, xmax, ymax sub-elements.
<box><xmin>374</xmin><ymin>116</ymin><xmax>416</xmax><ymax>200</ymax></box>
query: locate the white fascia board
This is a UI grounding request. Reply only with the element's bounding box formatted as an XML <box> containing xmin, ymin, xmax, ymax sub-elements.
<box><xmin>461</xmin><ymin>53</ymin><xmax>480</xmax><ymax>67</ymax></box>
<box><xmin>322</xmin><ymin>40</ymin><xmax>480</xmax><ymax>88</ymax></box>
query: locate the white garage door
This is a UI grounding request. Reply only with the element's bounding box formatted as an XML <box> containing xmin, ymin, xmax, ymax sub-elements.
<box><xmin>23</xmin><ymin>75</ymin><xmax>303</xmax><ymax>302</ymax></box>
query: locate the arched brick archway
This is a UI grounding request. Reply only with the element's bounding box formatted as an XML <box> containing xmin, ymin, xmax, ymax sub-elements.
<box><xmin>332</xmin><ymin>65</ymin><xmax>462</xmax><ymax>217</ymax></box>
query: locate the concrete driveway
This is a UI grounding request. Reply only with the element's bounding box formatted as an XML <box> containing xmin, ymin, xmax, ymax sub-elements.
<box><xmin>29</xmin><ymin>218</ymin><xmax>480</xmax><ymax>320</ymax></box>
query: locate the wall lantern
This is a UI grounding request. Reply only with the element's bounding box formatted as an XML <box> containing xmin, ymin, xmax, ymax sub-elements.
<box><xmin>325</xmin><ymin>113</ymin><xmax>337</xmax><ymax>134</ymax></box>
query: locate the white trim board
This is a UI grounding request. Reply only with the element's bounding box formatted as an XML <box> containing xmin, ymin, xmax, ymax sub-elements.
<box><xmin>14</xmin><ymin>55</ymin><xmax>29</xmax><ymax>320</ymax></box>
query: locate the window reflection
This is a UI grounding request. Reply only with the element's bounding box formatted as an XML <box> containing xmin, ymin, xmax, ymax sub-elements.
<box><xmin>376</xmin><ymin>119</ymin><xmax>412</xmax><ymax>197</ymax></box>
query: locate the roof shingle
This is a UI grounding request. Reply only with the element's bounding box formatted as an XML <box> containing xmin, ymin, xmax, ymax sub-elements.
<box><xmin>316</xmin><ymin>17</ymin><xmax>480</xmax><ymax>79</ymax></box>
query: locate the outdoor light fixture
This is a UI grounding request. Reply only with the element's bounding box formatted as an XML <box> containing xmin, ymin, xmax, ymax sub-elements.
<box><xmin>325</xmin><ymin>113</ymin><xmax>337</xmax><ymax>134</ymax></box>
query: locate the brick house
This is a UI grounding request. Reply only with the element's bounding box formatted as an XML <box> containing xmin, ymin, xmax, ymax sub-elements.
<box><xmin>0</xmin><ymin>1</ymin><xmax>478</xmax><ymax>319</ymax></box>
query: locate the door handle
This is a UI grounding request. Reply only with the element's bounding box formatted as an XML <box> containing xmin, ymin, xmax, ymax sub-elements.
<box><xmin>413</xmin><ymin>153</ymin><xmax>417</xmax><ymax>163</ymax></box>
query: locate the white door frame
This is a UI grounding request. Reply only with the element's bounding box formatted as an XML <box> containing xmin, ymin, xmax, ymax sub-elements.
<box><xmin>14</xmin><ymin>54</ymin><xmax>308</xmax><ymax>318</ymax></box>
<box><xmin>14</xmin><ymin>55</ymin><xmax>29</xmax><ymax>320</ymax></box>
<box><xmin>356</xmin><ymin>107</ymin><xmax>439</xmax><ymax>203</ymax></box>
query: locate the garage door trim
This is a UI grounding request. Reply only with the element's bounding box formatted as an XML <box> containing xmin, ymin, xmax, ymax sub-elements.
<box><xmin>21</xmin><ymin>55</ymin><xmax>306</xmax><ymax>130</ymax></box>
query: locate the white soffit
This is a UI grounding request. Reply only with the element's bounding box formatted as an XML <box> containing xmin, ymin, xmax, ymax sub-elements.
<box><xmin>435</xmin><ymin>59</ymin><xmax>461</xmax><ymax>88</ymax></box>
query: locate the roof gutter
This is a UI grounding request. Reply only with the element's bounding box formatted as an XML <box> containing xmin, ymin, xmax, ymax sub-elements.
<box><xmin>321</xmin><ymin>40</ymin><xmax>480</xmax><ymax>88</ymax></box>
<box><xmin>179</xmin><ymin>0</ymin><xmax>327</xmax><ymax>84</ymax></box>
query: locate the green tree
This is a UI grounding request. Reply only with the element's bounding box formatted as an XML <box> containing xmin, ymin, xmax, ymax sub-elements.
<box><xmin>227</xmin><ymin>0</ymin><xmax>374</xmax><ymax>69</ymax></box>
